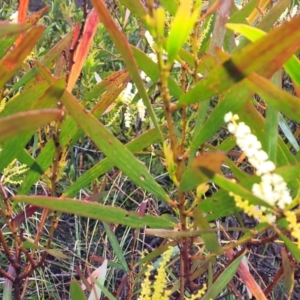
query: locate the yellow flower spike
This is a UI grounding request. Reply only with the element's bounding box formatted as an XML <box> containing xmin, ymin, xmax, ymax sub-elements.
<box><xmin>2</xmin><ymin>159</ymin><xmax>28</xmax><ymax>185</ymax></box>
<box><xmin>152</xmin><ymin>246</ymin><xmax>173</xmax><ymax>299</ymax></box>
<box><xmin>198</xmin><ymin>15</ymin><xmax>213</xmax><ymax>50</ymax></box>
<box><xmin>187</xmin><ymin>283</ymin><xmax>207</xmax><ymax>300</ymax></box>
<box><xmin>138</xmin><ymin>247</ymin><xmax>174</xmax><ymax>300</ymax></box>
<box><xmin>285</xmin><ymin>211</ymin><xmax>300</xmax><ymax>249</ymax></box>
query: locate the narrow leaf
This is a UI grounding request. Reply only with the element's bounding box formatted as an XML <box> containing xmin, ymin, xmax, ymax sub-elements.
<box><xmin>202</xmin><ymin>254</ymin><xmax>244</xmax><ymax>300</ymax></box>
<box><xmin>278</xmin><ymin>232</ymin><xmax>300</xmax><ymax>262</ymax></box>
<box><xmin>226</xmin><ymin>22</ymin><xmax>300</xmax><ymax>87</ymax></box>
<box><xmin>13</xmin><ymin>196</ymin><xmax>174</xmax><ymax>229</ymax></box>
<box><xmin>60</xmin><ymin>90</ymin><xmax>169</xmax><ymax>202</ymax></box>
<box><xmin>0</xmin><ymin>109</ymin><xmax>61</xmax><ymax>142</ymax></box>
<box><xmin>264</xmin><ymin>72</ymin><xmax>280</xmax><ymax>162</ymax></box>
<box><xmin>88</xmin><ymin>260</ymin><xmax>107</xmax><ymax>300</ymax></box>
<box><xmin>103</xmin><ymin>222</ymin><xmax>129</xmax><ymax>272</ymax></box>
<box><xmin>281</xmin><ymin>247</ymin><xmax>295</xmax><ymax>294</ymax></box>
<box><xmin>63</xmin><ymin>126</ymin><xmax>164</xmax><ymax>198</ymax></box>
<box><xmin>0</xmin><ymin>22</ymin><xmax>29</xmax><ymax>37</ymax></box>
<box><xmin>67</xmin><ymin>9</ymin><xmax>99</xmax><ymax>91</ymax></box>
<box><xmin>167</xmin><ymin>0</ymin><xmax>201</xmax><ymax>63</ymax></box>
<box><xmin>0</xmin><ymin>25</ymin><xmax>45</xmax><ymax>89</ymax></box>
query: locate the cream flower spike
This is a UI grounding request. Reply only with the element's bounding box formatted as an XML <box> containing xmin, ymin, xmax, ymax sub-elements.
<box><xmin>224</xmin><ymin>112</ymin><xmax>293</xmax><ymax>226</ymax></box>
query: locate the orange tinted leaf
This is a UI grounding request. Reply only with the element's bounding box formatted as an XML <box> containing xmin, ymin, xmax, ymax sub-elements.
<box><xmin>192</xmin><ymin>152</ymin><xmax>226</xmax><ymax>177</ymax></box>
<box><xmin>0</xmin><ymin>25</ymin><xmax>45</xmax><ymax>89</ymax></box>
<box><xmin>0</xmin><ymin>22</ymin><xmax>29</xmax><ymax>37</ymax></box>
<box><xmin>18</xmin><ymin>0</ymin><xmax>29</xmax><ymax>23</ymax></box>
<box><xmin>16</xmin><ymin>6</ymin><xmax>48</xmax><ymax>47</ymax></box>
<box><xmin>0</xmin><ymin>109</ymin><xmax>62</xmax><ymax>142</ymax></box>
<box><xmin>225</xmin><ymin>249</ymin><xmax>267</xmax><ymax>300</ymax></box>
<box><xmin>179</xmin><ymin>152</ymin><xmax>226</xmax><ymax>192</ymax></box>
<box><xmin>24</xmin><ymin>6</ymin><xmax>49</xmax><ymax>26</ymax></box>
<box><xmin>67</xmin><ymin>9</ymin><xmax>99</xmax><ymax>91</ymax></box>
<box><xmin>179</xmin><ymin>13</ymin><xmax>300</xmax><ymax>106</ymax></box>
<box><xmin>13</xmin><ymin>30</ymin><xmax>74</xmax><ymax>91</ymax></box>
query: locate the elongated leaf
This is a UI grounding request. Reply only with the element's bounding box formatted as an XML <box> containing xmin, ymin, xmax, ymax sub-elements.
<box><xmin>16</xmin><ymin>5</ymin><xmax>48</xmax><ymax>50</ymax></box>
<box><xmin>18</xmin><ymin>0</ymin><xmax>29</xmax><ymax>23</ymax></box>
<box><xmin>3</xmin><ymin>264</ymin><xmax>14</xmax><ymax>300</ymax></box>
<box><xmin>119</xmin><ymin>0</ymin><xmax>147</xmax><ymax>22</ymax></box>
<box><xmin>91</xmin><ymin>0</ymin><xmax>163</xmax><ymax>142</ymax></box>
<box><xmin>228</xmin><ymin>0</ymin><xmax>258</xmax><ymax>24</ymax></box>
<box><xmin>0</xmin><ymin>109</ymin><xmax>61</xmax><ymax>142</ymax></box>
<box><xmin>88</xmin><ymin>260</ymin><xmax>107</xmax><ymax>300</ymax></box>
<box><xmin>60</xmin><ymin>89</ymin><xmax>169</xmax><ymax>202</ymax></box>
<box><xmin>90</xmin><ymin>73</ymin><xmax>129</xmax><ymax>116</ymax></box>
<box><xmin>167</xmin><ymin>0</ymin><xmax>201</xmax><ymax>64</ymax></box>
<box><xmin>91</xmin><ymin>277</ymin><xmax>117</xmax><ymax>300</ymax></box>
<box><xmin>0</xmin><ymin>22</ymin><xmax>29</xmax><ymax>37</ymax></box>
<box><xmin>18</xmin><ymin>139</ymin><xmax>55</xmax><ymax>194</ymax></box>
<box><xmin>264</xmin><ymin>72</ymin><xmax>280</xmax><ymax>162</ymax></box>
<box><xmin>86</xmin><ymin>70</ymin><xmax>129</xmax><ymax>101</ymax></box>
<box><xmin>202</xmin><ymin>254</ymin><xmax>244</xmax><ymax>300</ymax></box>
<box><xmin>159</xmin><ymin>0</ymin><xmax>179</xmax><ymax>16</ymax></box>
<box><xmin>70</xmin><ymin>280</ymin><xmax>87</xmax><ymax>300</ymax></box>
<box><xmin>200</xmin><ymin>189</ymin><xmax>237</xmax><ymax>221</ymax></box>
<box><xmin>103</xmin><ymin>222</ymin><xmax>129</xmax><ymax>272</ymax></box>
<box><xmin>13</xmin><ymin>196</ymin><xmax>174</xmax><ymax>229</ymax></box>
<box><xmin>246</xmin><ymin>73</ymin><xmax>300</xmax><ymax>123</ymax></box>
<box><xmin>279</xmin><ymin>114</ymin><xmax>300</xmax><ymax>152</ymax></box>
<box><xmin>0</xmin><ymin>25</ymin><xmax>45</xmax><ymax>89</ymax></box>
<box><xmin>0</xmin><ymin>81</ymin><xmax>51</xmax><ymax>118</ymax></box>
<box><xmin>179</xmin><ymin>13</ymin><xmax>300</xmax><ymax>106</ymax></box>
<box><xmin>227</xmin><ymin>23</ymin><xmax>300</xmax><ymax>87</ymax></box>
<box><xmin>281</xmin><ymin>247</ymin><xmax>295</xmax><ymax>293</ymax></box>
<box><xmin>67</xmin><ymin>9</ymin><xmax>99</xmax><ymax>91</ymax></box>
<box><xmin>63</xmin><ymin>126</ymin><xmax>164</xmax><ymax>198</ymax></box>
<box><xmin>23</xmin><ymin>6</ymin><xmax>48</xmax><ymax>26</ymax></box>
<box><xmin>278</xmin><ymin>232</ymin><xmax>300</xmax><ymax>262</ymax></box>
<box><xmin>234</xmin><ymin>0</ymin><xmax>290</xmax><ymax>53</ymax></box>
<box><xmin>22</xmin><ymin>240</ymin><xmax>68</xmax><ymax>259</ymax></box>
<box><xmin>189</xmin><ymin>82</ymin><xmax>252</xmax><ymax>157</ymax></box>
<box><xmin>225</xmin><ymin>249</ymin><xmax>267</xmax><ymax>299</ymax></box>
<box><xmin>224</xmin><ymin>0</ymin><xmax>258</xmax><ymax>51</ymax></box>
<box><xmin>145</xmin><ymin>229</ymin><xmax>204</xmax><ymax>239</ymax></box>
<box><xmin>0</xmin><ymin>34</ymin><xmax>18</xmax><ymax>58</ymax></box>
